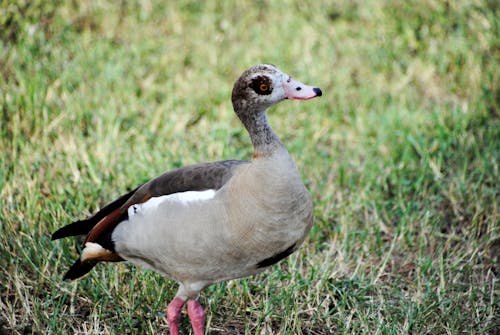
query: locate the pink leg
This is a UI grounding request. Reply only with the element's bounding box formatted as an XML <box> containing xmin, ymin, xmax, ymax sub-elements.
<box><xmin>166</xmin><ymin>297</ymin><xmax>185</xmax><ymax>335</ymax></box>
<box><xmin>187</xmin><ymin>299</ymin><xmax>205</xmax><ymax>335</ymax></box>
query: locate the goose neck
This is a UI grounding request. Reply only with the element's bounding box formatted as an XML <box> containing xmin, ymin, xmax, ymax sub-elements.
<box><xmin>236</xmin><ymin>107</ymin><xmax>284</xmax><ymax>158</ymax></box>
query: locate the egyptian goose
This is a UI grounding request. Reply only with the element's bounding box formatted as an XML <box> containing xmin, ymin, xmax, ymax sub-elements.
<box><xmin>52</xmin><ymin>64</ymin><xmax>322</xmax><ymax>334</ymax></box>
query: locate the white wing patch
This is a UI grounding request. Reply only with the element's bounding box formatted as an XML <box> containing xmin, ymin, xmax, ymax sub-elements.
<box><xmin>81</xmin><ymin>242</ymin><xmax>111</xmax><ymax>261</ymax></box>
<box><xmin>127</xmin><ymin>189</ymin><xmax>216</xmax><ymax>217</ymax></box>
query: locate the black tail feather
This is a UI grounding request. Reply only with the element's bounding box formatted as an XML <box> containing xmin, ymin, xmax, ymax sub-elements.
<box><xmin>51</xmin><ymin>186</ymin><xmax>140</xmax><ymax>240</ymax></box>
<box><xmin>63</xmin><ymin>259</ymin><xmax>98</xmax><ymax>280</ymax></box>
<box><xmin>52</xmin><ymin>219</ymin><xmax>95</xmax><ymax>240</ymax></box>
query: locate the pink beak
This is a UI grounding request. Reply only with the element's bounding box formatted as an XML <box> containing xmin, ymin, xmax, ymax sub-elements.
<box><xmin>283</xmin><ymin>78</ymin><xmax>322</xmax><ymax>100</ymax></box>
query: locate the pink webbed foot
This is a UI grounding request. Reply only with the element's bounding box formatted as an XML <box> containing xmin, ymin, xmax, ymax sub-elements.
<box><xmin>187</xmin><ymin>299</ymin><xmax>205</xmax><ymax>335</ymax></box>
<box><xmin>166</xmin><ymin>297</ymin><xmax>185</xmax><ymax>335</ymax></box>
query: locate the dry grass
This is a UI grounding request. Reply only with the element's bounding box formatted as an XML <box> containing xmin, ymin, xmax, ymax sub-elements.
<box><xmin>0</xmin><ymin>0</ymin><xmax>498</xmax><ymax>334</ymax></box>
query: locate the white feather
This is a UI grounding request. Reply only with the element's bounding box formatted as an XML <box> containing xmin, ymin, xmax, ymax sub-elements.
<box><xmin>81</xmin><ymin>242</ymin><xmax>107</xmax><ymax>261</ymax></box>
<box><xmin>127</xmin><ymin>189</ymin><xmax>216</xmax><ymax>218</ymax></box>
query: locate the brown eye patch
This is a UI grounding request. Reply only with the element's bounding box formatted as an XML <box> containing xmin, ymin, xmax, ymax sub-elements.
<box><xmin>249</xmin><ymin>76</ymin><xmax>273</xmax><ymax>95</ymax></box>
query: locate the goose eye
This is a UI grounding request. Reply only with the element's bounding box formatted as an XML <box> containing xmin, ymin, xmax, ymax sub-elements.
<box><xmin>250</xmin><ymin>75</ymin><xmax>273</xmax><ymax>95</ymax></box>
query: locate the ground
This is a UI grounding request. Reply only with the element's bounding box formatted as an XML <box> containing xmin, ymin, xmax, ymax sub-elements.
<box><xmin>0</xmin><ymin>1</ymin><xmax>498</xmax><ymax>334</ymax></box>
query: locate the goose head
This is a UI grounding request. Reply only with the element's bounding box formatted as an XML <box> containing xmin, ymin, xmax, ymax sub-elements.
<box><xmin>231</xmin><ymin>64</ymin><xmax>322</xmax><ymax>117</ymax></box>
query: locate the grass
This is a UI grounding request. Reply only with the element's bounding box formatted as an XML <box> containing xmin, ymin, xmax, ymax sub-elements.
<box><xmin>0</xmin><ymin>0</ymin><xmax>498</xmax><ymax>334</ymax></box>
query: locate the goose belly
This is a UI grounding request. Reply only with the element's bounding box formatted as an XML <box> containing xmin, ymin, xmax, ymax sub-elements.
<box><xmin>112</xmin><ymin>182</ymin><xmax>312</xmax><ymax>284</ymax></box>
<box><xmin>112</xmin><ymin>191</ymin><xmax>227</xmax><ymax>280</ymax></box>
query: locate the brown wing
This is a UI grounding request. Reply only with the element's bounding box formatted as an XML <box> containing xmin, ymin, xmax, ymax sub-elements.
<box><xmin>84</xmin><ymin>159</ymin><xmax>248</xmax><ymax>245</ymax></box>
<box><xmin>54</xmin><ymin>159</ymin><xmax>248</xmax><ymax>280</ymax></box>
<box><xmin>51</xmin><ymin>186</ymin><xmax>141</xmax><ymax>240</ymax></box>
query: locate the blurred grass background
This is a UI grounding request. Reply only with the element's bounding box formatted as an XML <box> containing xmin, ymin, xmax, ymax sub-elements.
<box><xmin>0</xmin><ymin>0</ymin><xmax>498</xmax><ymax>334</ymax></box>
